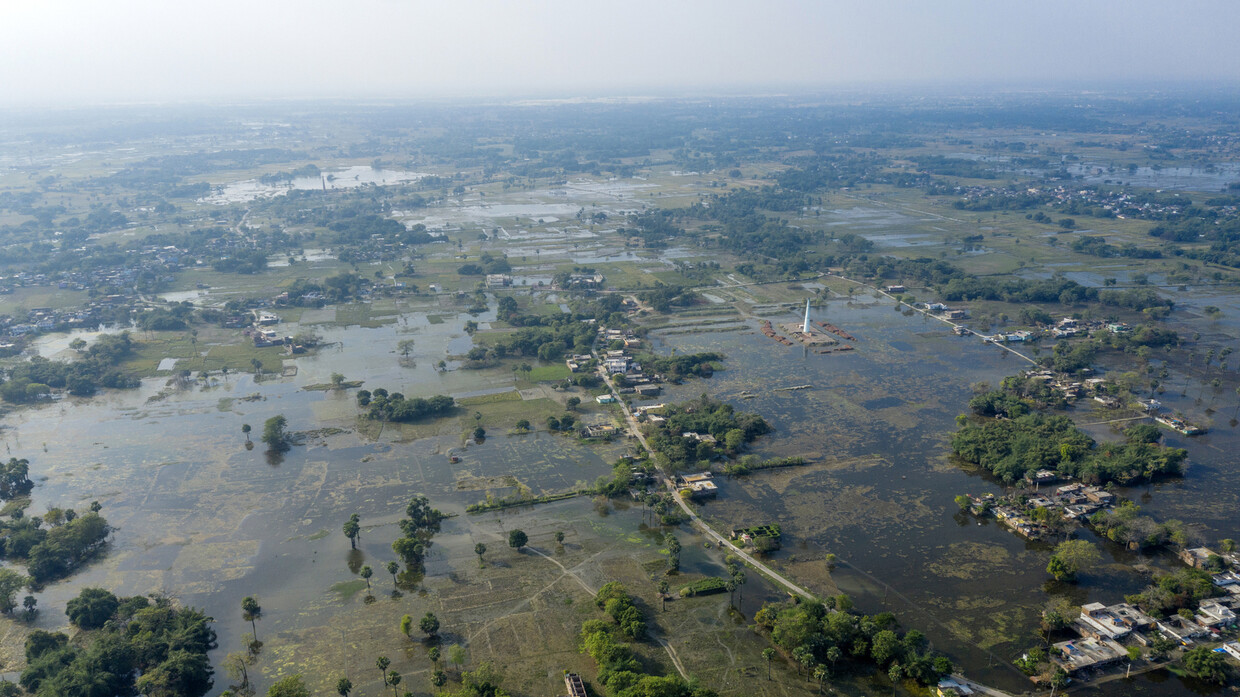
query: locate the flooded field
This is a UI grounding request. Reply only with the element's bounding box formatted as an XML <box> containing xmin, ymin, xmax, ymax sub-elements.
<box><xmin>643</xmin><ymin>289</ymin><xmax>1240</xmax><ymax>695</ymax></box>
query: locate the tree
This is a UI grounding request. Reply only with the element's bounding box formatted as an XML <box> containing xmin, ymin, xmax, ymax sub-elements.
<box><xmin>360</xmin><ymin>565</ymin><xmax>373</xmax><ymax>594</ymax></box>
<box><xmin>22</xmin><ymin>595</ymin><xmax>36</xmax><ymax>620</ymax></box>
<box><xmin>555</xmin><ymin>530</ymin><xmax>565</xmax><ymax>546</ymax></box>
<box><xmin>336</xmin><ymin>677</ymin><xmax>353</xmax><ymax>696</ymax></box>
<box><xmin>387</xmin><ymin>560</ymin><xmax>400</xmax><ymax>587</ymax></box>
<box><xmin>665</xmin><ymin>532</ymin><xmax>681</xmax><ymax>573</ymax></box>
<box><xmin>448</xmin><ymin>643</ymin><xmax>466</xmax><ymax>672</ymax></box>
<box><xmin>1183</xmin><ymin>646</ymin><xmax>1228</xmax><ymax>684</ymax></box>
<box><xmin>431</xmin><ymin>670</ymin><xmax>447</xmax><ymax>690</ymax></box>
<box><xmin>1047</xmin><ymin>539</ymin><xmax>1101</xmax><ymax>582</ymax></box>
<box><xmin>508</xmin><ymin>529</ymin><xmax>528</xmax><ymax>551</ymax></box>
<box><xmin>330</xmin><ymin>372</ymin><xmax>346</xmax><ymax>388</ymax></box>
<box><xmin>261</xmin><ymin>415</ymin><xmax>290</xmax><ymax>452</ymax></box>
<box><xmin>420</xmin><ymin>611</ymin><xmax>440</xmax><ymax>638</ymax></box>
<box><xmin>65</xmin><ymin>587</ymin><xmax>119</xmax><ymax>628</ymax></box>
<box><xmin>1223</xmin><ymin>538</ymin><xmax>1237</xmax><ymax>554</ymax></box>
<box><xmin>242</xmin><ymin>596</ymin><xmax>262</xmax><ymax>643</ymax></box>
<box><xmin>251</xmin><ymin>359</ymin><xmax>263</xmax><ymax>376</ymax></box>
<box><xmin>267</xmin><ymin>675</ymin><xmax>311</xmax><ymax>697</ymax></box>
<box><xmin>429</xmin><ymin>646</ymin><xmax>441</xmax><ymax>666</ymax></box>
<box><xmin>566</xmin><ymin>396</ymin><xmax>581</xmax><ymax>411</ymax></box>
<box><xmin>376</xmin><ymin>656</ymin><xmax>391</xmax><ymax>685</ymax></box>
<box><xmin>223</xmin><ymin>652</ymin><xmax>250</xmax><ymax>689</ymax></box>
<box><xmin>658</xmin><ymin>579</ymin><xmax>670</xmax><ymax>611</ymax></box>
<box><xmin>401</xmin><ymin>614</ymin><xmax>413</xmax><ymax>639</ymax></box>
<box><xmin>475</xmin><ymin>542</ymin><xmax>487</xmax><ymax>567</ymax></box>
<box><xmin>0</xmin><ymin>569</ymin><xmax>27</xmax><ymax>614</ymax></box>
<box><xmin>241</xmin><ymin>424</ymin><xmax>251</xmax><ymax>441</ymax></box>
<box><xmin>343</xmin><ymin>513</ymin><xmax>360</xmax><ymax>549</ymax></box>
<box><xmin>387</xmin><ymin>672</ymin><xmax>401</xmax><ymax>697</ymax></box>
<box><xmin>762</xmin><ymin>647</ymin><xmax>776</xmax><ymax>680</ymax></box>
<box><xmin>398</xmin><ymin>339</ymin><xmax>416</xmax><ymax>358</ymax></box>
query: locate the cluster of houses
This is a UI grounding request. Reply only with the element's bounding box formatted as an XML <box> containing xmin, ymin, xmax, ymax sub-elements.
<box><xmin>921</xmin><ymin>302</ymin><xmax>969</xmax><ymax>321</ymax></box>
<box><xmin>585</xmin><ymin>329</ymin><xmax>663</xmax><ymax>397</ymax></box>
<box><xmin>950</xmin><ymin>183</ymin><xmax>1194</xmax><ymax>221</ymax></box>
<box><xmin>966</xmin><ymin>475</ymin><xmax>1118</xmax><ymax>541</ymax></box>
<box><xmin>1044</xmin><ymin>595</ymin><xmax>1240</xmax><ymax>676</ymax></box>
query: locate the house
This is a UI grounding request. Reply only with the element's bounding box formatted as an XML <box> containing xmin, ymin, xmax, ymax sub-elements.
<box><xmin>1221</xmin><ymin>642</ymin><xmax>1240</xmax><ymax>661</ymax></box>
<box><xmin>681</xmin><ymin>432</ymin><xmax>717</xmax><ymax>445</ymax></box>
<box><xmin>935</xmin><ymin>677</ymin><xmax>975</xmax><ymax>697</ymax></box>
<box><xmin>1051</xmin><ymin>637</ymin><xmax>1127</xmax><ymax>673</ymax></box>
<box><xmin>1195</xmin><ymin>599</ymin><xmax>1237</xmax><ymax>628</ymax></box>
<box><xmin>1157</xmin><ymin>615</ymin><xmax>1207</xmax><ymax>644</ymax></box>
<box><xmin>1004</xmin><ymin>330</ymin><xmax>1033</xmax><ymax>342</ymax></box>
<box><xmin>1180</xmin><ymin>547</ymin><xmax>1218</xmax><ymax>570</ymax></box>
<box><xmin>635</xmin><ymin>384</ymin><xmax>662</xmax><ymax>396</ymax></box>
<box><xmin>885</xmin><ymin>285</ymin><xmax>905</xmax><ymax>293</ymax></box>
<box><xmin>946</xmin><ymin>309</ymin><xmax>968</xmax><ymax>320</ymax></box>
<box><xmin>1083</xmin><ymin>487</ymin><xmax>1116</xmax><ymax>506</ymax></box>
<box><xmin>595</xmin><ymin>394</ymin><xmax>617</xmax><ymax>404</ymax></box>
<box><xmin>1214</xmin><ymin>570</ymin><xmax>1240</xmax><ymax>595</ymax></box>
<box><xmin>1026</xmin><ymin>469</ymin><xmax>1060</xmax><ymax>486</ymax></box>
<box><xmin>582</xmin><ymin>424</ymin><xmax>618</xmax><ymax>439</ymax></box>
<box><xmin>1077</xmin><ymin>602</ymin><xmax>1155</xmax><ymax>640</ymax></box>
<box><xmin>485</xmin><ymin>274</ymin><xmax>512</xmax><ymax>288</ymax></box>
<box><xmin>677</xmin><ymin>472</ymin><xmax>718</xmax><ymax>499</ymax></box>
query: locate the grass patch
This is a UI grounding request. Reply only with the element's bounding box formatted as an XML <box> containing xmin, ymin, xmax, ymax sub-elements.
<box><xmin>523</xmin><ymin>363</ymin><xmax>572</xmax><ymax>382</ymax></box>
<box><xmin>303</xmin><ymin>381</ymin><xmax>364</xmax><ymax>391</ymax></box>
<box><xmin>329</xmin><ymin>579</ymin><xmax>369</xmax><ymax>601</ymax></box>
<box><xmin>426</xmin><ymin>314</ymin><xmax>446</xmax><ymax>324</ymax></box>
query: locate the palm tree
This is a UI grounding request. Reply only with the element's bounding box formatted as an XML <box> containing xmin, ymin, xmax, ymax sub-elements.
<box><xmin>762</xmin><ymin>648</ymin><xmax>775</xmax><ymax>680</ymax></box>
<box><xmin>388</xmin><ymin>671</ymin><xmax>401</xmax><ymax>697</ymax></box>
<box><xmin>376</xmin><ymin>656</ymin><xmax>391</xmax><ymax>686</ymax></box>
<box><xmin>386</xmin><ymin>560</ymin><xmax>400</xmax><ymax>588</ymax></box>
<box><xmin>241</xmin><ymin>424</ymin><xmax>251</xmax><ymax>441</ymax></box>
<box><xmin>814</xmin><ymin>665</ymin><xmax>828</xmax><ymax>694</ymax></box>
<box><xmin>726</xmin><ymin>580</ymin><xmax>737</xmax><ymax>608</ymax></box>
<box><xmin>657</xmin><ymin>580</ymin><xmax>670</xmax><ymax>611</ymax></box>
<box><xmin>428</xmin><ymin>646</ymin><xmax>441</xmax><ymax>667</ymax></box>
<box><xmin>343</xmin><ymin>514</ymin><xmax>360</xmax><ymax>549</ymax></box>
<box><xmin>336</xmin><ymin>677</ymin><xmax>352</xmax><ymax>697</ymax></box>
<box><xmin>360</xmin><ymin>565</ymin><xmax>373</xmax><ymax>594</ymax></box>
<box><xmin>475</xmin><ymin>542</ymin><xmax>487</xmax><ymax>567</ymax></box>
<box><xmin>241</xmin><ymin>596</ymin><xmax>262</xmax><ymax>644</ymax></box>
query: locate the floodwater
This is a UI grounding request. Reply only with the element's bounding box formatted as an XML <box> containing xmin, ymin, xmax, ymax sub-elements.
<box><xmin>6</xmin><ymin>283</ymin><xmax>1240</xmax><ymax>695</ymax></box>
<box><xmin>200</xmin><ymin>167</ymin><xmax>429</xmax><ymax>204</ymax></box>
<box><xmin>1066</xmin><ymin>163</ymin><xmax>1240</xmax><ymax>192</ymax></box>
<box><xmin>647</xmin><ymin>290</ymin><xmax>1240</xmax><ymax>695</ymax></box>
<box><xmin>0</xmin><ymin>305</ymin><xmax>628</xmax><ymax>692</ymax></box>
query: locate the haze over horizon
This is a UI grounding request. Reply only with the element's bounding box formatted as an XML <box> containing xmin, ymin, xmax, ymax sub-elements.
<box><xmin>2</xmin><ymin>0</ymin><xmax>1239</xmax><ymax>107</ymax></box>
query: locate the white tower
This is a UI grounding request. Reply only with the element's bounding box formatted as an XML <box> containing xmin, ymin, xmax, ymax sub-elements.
<box><xmin>802</xmin><ymin>298</ymin><xmax>811</xmax><ymax>334</ymax></box>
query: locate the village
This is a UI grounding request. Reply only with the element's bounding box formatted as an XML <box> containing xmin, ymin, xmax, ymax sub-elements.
<box><xmin>956</xmin><ymin>475</ymin><xmax>1240</xmax><ymax>685</ymax></box>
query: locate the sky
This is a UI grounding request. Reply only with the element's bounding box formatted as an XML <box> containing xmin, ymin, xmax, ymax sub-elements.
<box><xmin>1</xmin><ymin>0</ymin><xmax>1238</xmax><ymax>106</ymax></box>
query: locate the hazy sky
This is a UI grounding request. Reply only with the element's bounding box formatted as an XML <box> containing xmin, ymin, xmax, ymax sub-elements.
<box><xmin>2</xmin><ymin>0</ymin><xmax>1238</xmax><ymax>106</ymax></box>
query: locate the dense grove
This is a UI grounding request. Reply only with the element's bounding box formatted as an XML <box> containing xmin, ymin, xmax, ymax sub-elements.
<box><xmin>1</xmin><ymin>332</ymin><xmax>139</xmax><ymax>402</ymax></box>
<box><xmin>357</xmin><ymin>388</ymin><xmax>454</xmax><ymax>422</ymax></box>
<box><xmin>21</xmin><ymin>590</ymin><xmax>215</xmax><ymax>697</ymax></box>
<box><xmin>951</xmin><ymin>412</ymin><xmax>1187</xmax><ymax>485</ymax></box>
<box><xmin>580</xmin><ymin>583</ymin><xmax>717</xmax><ymax>697</ymax></box>
<box><xmin>636</xmin><ymin>352</ymin><xmax>722</xmax><ymax>381</ymax></box>
<box><xmin>754</xmin><ymin>598</ymin><xmax>953</xmax><ymax>687</ymax></box>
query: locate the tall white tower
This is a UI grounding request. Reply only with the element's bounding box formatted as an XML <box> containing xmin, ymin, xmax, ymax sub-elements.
<box><xmin>802</xmin><ymin>298</ymin><xmax>811</xmax><ymax>334</ymax></box>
